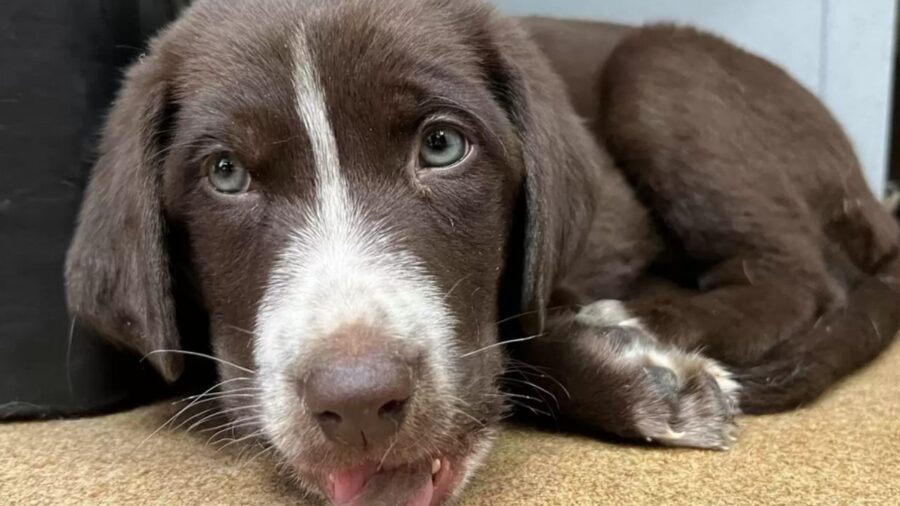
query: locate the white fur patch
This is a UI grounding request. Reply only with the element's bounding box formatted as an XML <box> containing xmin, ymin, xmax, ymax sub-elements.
<box><xmin>576</xmin><ymin>299</ymin><xmax>645</xmax><ymax>330</ymax></box>
<box><xmin>578</xmin><ymin>299</ymin><xmax>742</xmax><ymax>449</ymax></box>
<box><xmin>577</xmin><ymin>299</ymin><xmax>741</xmax><ymax>407</ymax></box>
<box><xmin>253</xmin><ymin>28</ymin><xmax>457</xmax><ymax>455</ymax></box>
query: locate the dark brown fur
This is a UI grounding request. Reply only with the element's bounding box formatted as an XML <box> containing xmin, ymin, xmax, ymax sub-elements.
<box><xmin>516</xmin><ymin>18</ymin><xmax>900</xmax><ymax>412</ymax></box>
<box><xmin>65</xmin><ymin>1</ymin><xmax>900</xmax><ymax>503</ymax></box>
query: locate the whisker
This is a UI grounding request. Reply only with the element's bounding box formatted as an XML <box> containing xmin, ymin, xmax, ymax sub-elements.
<box><xmin>136</xmin><ymin>376</ymin><xmax>251</xmax><ymax>448</ymax></box>
<box><xmin>215</xmin><ymin>429</ymin><xmax>265</xmax><ymax>453</ymax></box>
<box><xmin>505</xmin><ymin>359</ymin><xmax>572</xmax><ymax>400</ymax></box>
<box><xmin>443</xmin><ymin>274</ymin><xmax>471</xmax><ymax>301</ymax></box>
<box><xmin>504</xmin><ymin>398</ymin><xmax>553</xmax><ymax>418</ymax></box>
<box><xmin>207</xmin><ymin>419</ymin><xmax>264</xmax><ymax>449</ymax></box>
<box><xmin>224</xmin><ymin>323</ymin><xmax>259</xmax><ymax>338</ymax></box>
<box><xmin>66</xmin><ymin>317</ymin><xmax>77</xmax><ymax>399</ymax></box>
<box><xmin>171</xmin><ymin>378</ymin><xmax>256</xmax><ymax>406</ymax></box>
<box><xmin>501</xmin><ymin>377</ymin><xmax>559</xmax><ymax>409</ymax></box>
<box><xmin>444</xmin><ymin>395</ymin><xmax>485</xmax><ymax>428</ymax></box>
<box><xmin>142</xmin><ymin>349</ymin><xmax>256</xmax><ymax>374</ymax></box>
<box><xmin>203</xmin><ymin>416</ymin><xmax>263</xmax><ymax>440</ymax></box>
<box><xmin>169</xmin><ymin>405</ymin><xmax>221</xmax><ymax>434</ymax></box>
<box><xmin>198</xmin><ymin>413</ymin><xmax>262</xmax><ymax>436</ymax></box>
<box><xmin>486</xmin><ymin>391</ymin><xmax>544</xmax><ymax>403</ymax></box>
<box><xmin>243</xmin><ymin>444</ymin><xmax>276</xmax><ymax>467</ymax></box>
<box><xmin>166</xmin><ymin>394</ymin><xmax>258</xmax><ymax>417</ymax></box>
<box><xmin>270</xmin><ymin>133</ymin><xmax>302</xmax><ymax>146</ymax></box>
<box><xmin>452</xmin><ymin>407</ymin><xmax>485</xmax><ymax>428</ymax></box>
<box><xmin>483</xmin><ymin>392</ymin><xmax>542</xmax><ymax>417</ymax></box>
<box><xmin>147</xmin><ymin>138</ymin><xmax>213</xmax><ymax>160</ymax></box>
<box><xmin>176</xmin><ymin>389</ymin><xmax>261</xmax><ymax>403</ymax></box>
<box><xmin>186</xmin><ymin>404</ymin><xmax>260</xmax><ymax>434</ymax></box>
<box><xmin>494</xmin><ymin>305</ymin><xmax>570</xmax><ymax>326</ymax></box>
<box><xmin>494</xmin><ymin>309</ymin><xmax>542</xmax><ymax>326</ymax></box>
<box><xmin>459</xmin><ymin>333</ymin><xmax>544</xmax><ymax>359</ymax></box>
<box><xmin>377</xmin><ymin>433</ymin><xmax>401</xmax><ymax>470</ymax></box>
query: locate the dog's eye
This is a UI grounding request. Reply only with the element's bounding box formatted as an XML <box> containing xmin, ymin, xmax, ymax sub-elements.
<box><xmin>205</xmin><ymin>155</ymin><xmax>251</xmax><ymax>194</ymax></box>
<box><xmin>419</xmin><ymin>127</ymin><xmax>469</xmax><ymax>168</ymax></box>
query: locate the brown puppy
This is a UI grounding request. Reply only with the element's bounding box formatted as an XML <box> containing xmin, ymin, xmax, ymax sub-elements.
<box><xmin>65</xmin><ymin>1</ymin><xmax>900</xmax><ymax>505</ymax></box>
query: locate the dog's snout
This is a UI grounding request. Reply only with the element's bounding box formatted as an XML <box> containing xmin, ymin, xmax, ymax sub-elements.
<box><xmin>303</xmin><ymin>342</ymin><xmax>417</xmax><ymax>448</ymax></box>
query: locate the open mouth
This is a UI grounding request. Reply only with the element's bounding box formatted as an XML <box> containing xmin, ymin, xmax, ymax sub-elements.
<box><xmin>324</xmin><ymin>457</ymin><xmax>458</xmax><ymax>506</ymax></box>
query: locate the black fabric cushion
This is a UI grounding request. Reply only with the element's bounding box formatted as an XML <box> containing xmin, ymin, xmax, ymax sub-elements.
<box><xmin>0</xmin><ymin>0</ymin><xmax>186</xmax><ymax>419</ymax></box>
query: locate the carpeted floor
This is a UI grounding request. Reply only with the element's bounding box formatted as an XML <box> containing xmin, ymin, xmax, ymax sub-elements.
<box><xmin>2</xmin><ymin>343</ymin><xmax>899</xmax><ymax>505</ymax></box>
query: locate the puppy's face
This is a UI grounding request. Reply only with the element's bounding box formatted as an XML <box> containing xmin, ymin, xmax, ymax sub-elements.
<box><xmin>68</xmin><ymin>1</ymin><xmax>537</xmax><ymax>504</ymax></box>
<box><xmin>171</xmin><ymin>2</ymin><xmax>519</xmax><ymax>503</ymax></box>
<box><xmin>67</xmin><ymin>0</ymin><xmax>592</xmax><ymax>503</ymax></box>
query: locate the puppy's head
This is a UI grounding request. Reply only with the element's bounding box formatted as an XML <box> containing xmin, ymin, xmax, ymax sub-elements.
<box><xmin>66</xmin><ymin>0</ymin><xmax>594</xmax><ymax>504</ymax></box>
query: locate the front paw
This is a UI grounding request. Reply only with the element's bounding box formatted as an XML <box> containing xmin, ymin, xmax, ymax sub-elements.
<box><xmin>578</xmin><ymin>300</ymin><xmax>741</xmax><ymax>450</ymax></box>
<box><xmin>631</xmin><ymin>353</ymin><xmax>739</xmax><ymax>450</ymax></box>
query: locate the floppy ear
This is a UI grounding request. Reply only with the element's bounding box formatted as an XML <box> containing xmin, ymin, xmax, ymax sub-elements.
<box><xmin>483</xmin><ymin>17</ymin><xmax>600</xmax><ymax>331</ymax></box>
<box><xmin>65</xmin><ymin>53</ymin><xmax>182</xmax><ymax>382</ymax></box>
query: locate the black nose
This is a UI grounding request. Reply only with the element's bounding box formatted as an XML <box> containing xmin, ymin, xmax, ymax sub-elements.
<box><xmin>304</xmin><ymin>354</ymin><xmax>414</xmax><ymax>449</ymax></box>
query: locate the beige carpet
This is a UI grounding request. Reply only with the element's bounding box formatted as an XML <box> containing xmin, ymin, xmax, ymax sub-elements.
<box><xmin>2</xmin><ymin>344</ymin><xmax>899</xmax><ymax>505</ymax></box>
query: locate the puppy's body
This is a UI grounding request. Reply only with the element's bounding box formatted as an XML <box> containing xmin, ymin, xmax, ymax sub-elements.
<box><xmin>515</xmin><ymin>18</ymin><xmax>900</xmax><ymax>444</ymax></box>
<box><xmin>65</xmin><ymin>1</ymin><xmax>900</xmax><ymax>505</ymax></box>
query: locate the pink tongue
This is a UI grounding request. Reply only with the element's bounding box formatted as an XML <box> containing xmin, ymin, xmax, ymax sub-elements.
<box><xmin>330</xmin><ymin>464</ymin><xmax>378</xmax><ymax>505</ymax></box>
<box><xmin>332</xmin><ymin>462</ymin><xmax>434</xmax><ymax>506</ymax></box>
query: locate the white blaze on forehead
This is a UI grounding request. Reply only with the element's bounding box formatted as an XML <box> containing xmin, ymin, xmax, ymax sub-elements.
<box><xmin>291</xmin><ymin>28</ymin><xmax>345</xmax><ymax>231</ymax></box>
<box><xmin>253</xmin><ymin>28</ymin><xmax>458</xmax><ymax>454</ymax></box>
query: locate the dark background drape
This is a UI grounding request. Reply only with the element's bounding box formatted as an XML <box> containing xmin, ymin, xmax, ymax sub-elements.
<box><xmin>0</xmin><ymin>0</ymin><xmax>187</xmax><ymax>419</ymax></box>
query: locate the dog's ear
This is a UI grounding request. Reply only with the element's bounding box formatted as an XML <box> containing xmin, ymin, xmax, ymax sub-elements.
<box><xmin>65</xmin><ymin>52</ymin><xmax>182</xmax><ymax>382</ymax></box>
<box><xmin>483</xmin><ymin>18</ymin><xmax>600</xmax><ymax>332</ymax></box>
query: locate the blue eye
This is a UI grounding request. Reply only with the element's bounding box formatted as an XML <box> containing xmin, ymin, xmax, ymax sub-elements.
<box><xmin>419</xmin><ymin>127</ymin><xmax>469</xmax><ymax>168</ymax></box>
<box><xmin>206</xmin><ymin>155</ymin><xmax>251</xmax><ymax>194</ymax></box>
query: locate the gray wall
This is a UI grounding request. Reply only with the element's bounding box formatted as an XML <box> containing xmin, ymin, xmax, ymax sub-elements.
<box><xmin>493</xmin><ymin>0</ymin><xmax>897</xmax><ymax>195</ymax></box>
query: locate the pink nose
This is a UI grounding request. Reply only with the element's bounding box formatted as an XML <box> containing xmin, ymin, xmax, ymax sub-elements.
<box><xmin>301</xmin><ymin>326</ymin><xmax>419</xmax><ymax>449</ymax></box>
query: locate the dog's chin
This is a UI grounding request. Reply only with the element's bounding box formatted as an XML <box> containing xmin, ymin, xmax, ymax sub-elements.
<box><xmin>290</xmin><ymin>452</ymin><xmax>473</xmax><ymax>506</ymax></box>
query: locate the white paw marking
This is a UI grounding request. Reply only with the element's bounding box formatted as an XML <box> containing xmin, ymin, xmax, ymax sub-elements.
<box><xmin>578</xmin><ymin>299</ymin><xmax>740</xmax><ymax>400</ymax></box>
<box><xmin>576</xmin><ymin>300</ymin><xmax>645</xmax><ymax>330</ymax></box>
<box><xmin>578</xmin><ymin>299</ymin><xmax>742</xmax><ymax>449</ymax></box>
<box><xmin>697</xmin><ymin>358</ymin><xmax>742</xmax><ymax>405</ymax></box>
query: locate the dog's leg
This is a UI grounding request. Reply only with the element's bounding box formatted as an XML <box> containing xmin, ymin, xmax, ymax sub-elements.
<box><xmin>513</xmin><ymin>311</ymin><xmax>739</xmax><ymax>450</ymax></box>
<box><xmin>514</xmin><ymin>257</ymin><xmax>835</xmax><ymax>450</ymax></box>
<box><xmin>586</xmin><ymin>26</ymin><xmax>894</xmax><ymax>366</ymax></box>
<box><xmin>582</xmin><ymin>256</ymin><xmax>839</xmax><ymax>366</ymax></box>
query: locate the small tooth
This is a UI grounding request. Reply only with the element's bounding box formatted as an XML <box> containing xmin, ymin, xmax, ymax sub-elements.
<box><xmin>432</xmin><ymin>459</ymin><xmax>442</xmax><ymax>475</ymax></box>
